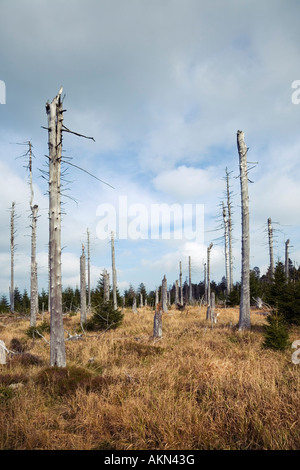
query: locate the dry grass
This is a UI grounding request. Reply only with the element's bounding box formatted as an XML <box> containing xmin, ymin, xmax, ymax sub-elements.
<box><xmin>0</xmin><ymin>306</ymin><xmax>299</xmax><ymax>450</ymax></box>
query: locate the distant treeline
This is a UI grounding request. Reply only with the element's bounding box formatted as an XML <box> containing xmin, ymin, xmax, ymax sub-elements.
<box><xmin>1</xmin><ymin>261</ymin><xmax>299</xmax><ymax>324</ymax></box>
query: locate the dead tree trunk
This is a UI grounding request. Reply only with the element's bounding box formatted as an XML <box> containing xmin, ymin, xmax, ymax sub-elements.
<box><xmin>222</xmin><ymin>201</ymin><xmax>230</xmax><ymax>298</ymax></box>
<box><xmin>285</xmin><ymin>239</ymin><xmax>290</xmax><ymax>281</ymax></box>
<box><xmin>267</xmin><ymin>217</ymin><xmax>274</xmax><ymax>278</ymax></box>
<box><xmin>153</xmin><ymin>304</ymin><xmax>162</xmax><ymax>339</ymax></box>
<box><xmin>30</xmin><ymin>204</ymin><xmax>39</xmax><ymax>326</ymax></box>
<box><xmin>179</xmin><ymin>261</ymin><xmax>183</xmax><ymax>305</ymax></box>
<box><xmin>80</xmin><ymin>244</ymin><xmax>87</xmax><ymax>326</ymax></box>
<box><xmin>140</xmin><ymin>292</ymin><xmax>143</xmax><ymax>307</ymax></box>
<box><xmin>237</xmin><ymin>130</ymin><xmax>251</xmax><ymax>331</ymax></box>
<box><xmin>210</xmin><ymin>291</ymin><xmax>216</xmax><ymax>326</ymax></box>
<box><xmin>175</xmin><ymin>280</ymin><xmax>179</xmax><ymax>305</ymax></box>
<box><xmin>206</xmin><ymin>243</ymin><xmax>213</xmax><ymax>320</ymax></box>
<box><xmin>46</xmin><ymin>88</ymin><xmax>66</xmax><ymax>367</ymax></box>
<box><xmin>204</xmin><ymin>262</ymin><xmax>207</xmax><ymax>305</ymax></box>
<box><xmin>132</xmin><ymin>296</ymin><xmax>137</xmax><ymax>313</ymax></box>
<box><xmin>9</xmin><ymin>202</ymin><xmax>16</xmax><ymax>313</ymax></box>
<box><xmin>155</xmin><ymin>288</ymin><xmax>159</xmax><ymax>306</ymax></box>
<box><xmin>87</xmin><ymin>228</ymin><xmax>91</xmax><ymax>314</ymax></box>
<box><xmin>162</xmin><ymin>275</ymin><xmax>168</xmax><ymax>312</ymax></box>
<box><xmin>103</xmin><ymin>269</ymin><xmax>110</xmax><ymax>302</ymax></box>
<box><xmin>111</xmin><ymin>231</ymin><xmax>117</xmax><ymax>310</ymax></box>
<box><xmin>225</xmin><ymin>168</ymin><xmax>234</xmax><ymax>293</ymax></box>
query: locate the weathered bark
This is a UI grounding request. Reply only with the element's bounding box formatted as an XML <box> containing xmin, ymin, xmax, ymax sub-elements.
<box><xmin>153</xmin><ymin>304</ymin><xmax>162</xmax><ymax>339</ymax></box>
<box><xmin>103</xmin><ymin>269</ymin><xmax>110</xmax><ymax>302</ymax></box>
<box><xmin>267</xmin><ymin>218</ymin><xmax>274</xmax><ymax>278</ymax></box>
<box><xmin>210</xmin><ymin>291</ymin><xmax>216</xmax><ymax>326</ymax></box>
<box><xmin>30</xmin><ymin>204</ymin><xmax>39</xmax><ymax>327</ymax></box>
<box><xmin>87</xmin><ymin>228</ymin><xmax>91</xmax><ymax>314</ymax></box>
<box><xmin>132</xmin><ymin>296</ymin><xmax>137</xmax><ymax>313</ymax></box>
<box><xmin>285</xmin><ymin>239</ymin><xmax>290</xmax><ymax>281</ymax></box>
<box><xmin>80</xmin><ymin>245</ymin><xmax>87</xmax><ymax>326</ymax></box>
<box><xmin>206</xmin><ymin>243</ymin><xmax>213</xmax><ymax>320</ymax></box>
<box><xmin>10</xmin><ymin>202</ymin><xmax>15</xmax><ymax>313</ymax></box>
<box><xmin>0</xmin><ymin>340</ymin><xmax>6</xmax><ymax>365</ymax></box>
<box><xmin>222</xmin><ymin>201</ymin><xmax>230</xmax><ymax>298</ymax></box>
<box><xmin>204</xmin><ymin>262</ymin><xmax>207</xmax><ymax>305</ymax></box>
<box><xmin>225</xmin><ymin>168</ymin><xmax>234</xmax><ymax>292</ymax></box>
<box><xmin>162</xmin><ymin>275</ymin><xmax>168</xmax><ymax>312</ymax></box>
<box><xmin>46</xmin><ymin>88</ymin><xmax>66</xmax><ymax>367</ymax></box>
<box><xmin>155</xmin><ymin>288</ymin><xmax>159</xmax><ymax>306</ymax></box>
<box><xmin>237</xmin><ymin>130</ymin><xmax>251</xmax><ymax>331</ymax></box>
<box><xmin>179</xmin><ymin>261</ymin><xmax>183</xmax><ymax>305</ymax></box>
<box><xmin>111</xmin><ymin>231</ymin><xmax>117</xmax><ymax>310</ymax></box>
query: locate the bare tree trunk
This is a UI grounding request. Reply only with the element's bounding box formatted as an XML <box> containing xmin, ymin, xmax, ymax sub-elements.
<box><xmin>204</xmin><ymin>262</ymin><xmax>207</xmax><ymax>305</ymax></box>
<box><xmin>222</xmin><ymin>201</ymin><xmax>230</xmax><ymax>298</ymax></box>
<box><xmin>225</xmin><ymin>168</ymin><xmax>233</xmax><ymax>292</ymax></box>
<box><xmin>0</xmin><ymin>340</ymin><xmax>6</xmax><ymax>365</ymax></box>
<box><xmin>206</xmin><ymin>243</ymin><xmax>213</xmax><ymax>320</ymax></box>
<box><xmin>87</xmin><ymin>228</ymin><xmax>91</xmax><ymax>314</ymax></box>
<box><xmin>175</xmin><ymin>280</ymin><xmax>179</xmax><ymax>305</ymax></box>
<box><xmin>155</xmin><ymin>288</ymin><xmax>159</xmax><ymax>306</ymax></box>
<box><xmin>267</xmin><ymin>217</ymin><xmax>274</xmax><ymax>278</ymax></box>
<box><xmin>30</xmin><ymin>204</ymin><xmax>39</xmax><ymax>326</ymax></box>
<box><xmin>140</xmin><ymin>292</ymin><xmax>143</xmax><ymax>307</ymax></box>
<box><xmin>10</xmin><ymin>202</ymin><xmax>15</xmax><ymax>313</ymax></box>
<box><xmin>237</xmin><ymin>130</ymin><xmax>251</xmax><ymax>331</ymax></box>
<box><xmin>179</xmin><ymin>261</ymin><xmax>183</xmax><ymax>305</ymax></box>
<box><xmin>46</xmin><ymin>88</ymin><xmax>66</xmax><ymax>367</ymax></box>
<box><xmin>285</xmin><ymin>239</ymin><xmax>290</xmax><ymax>281</ymax></box>
<box><xmin>153</xmin><ymin>304</ymin><xmax>162</xmax><ymax>339</ymax></box>
<box><xmin>210</xmin><ymin>291</ymin><xmax>216</xmax><ymax>326</ymax></box>
<box><xmin>111</xmin><ymin>231</ymin><xmax>117</xmax><ymax>310</ymax></box>
<box><xmin>132</xmin><ymin>296</ymin><xmax>137</xmax><ymax>313</ymax></box>
<box><xmin>80</xmin><ymin>245</ymin><xmax>87</xmax><ymax>326</ymax></box>
<box><xmin>103</xmin><ymin>269</ymin><xmax>110</xmax><ymax>303</ymax></box>
<box><xmin>162</xmin><ymin>275</ymin><xmax>168</xmax><ymax>312</ymax></box>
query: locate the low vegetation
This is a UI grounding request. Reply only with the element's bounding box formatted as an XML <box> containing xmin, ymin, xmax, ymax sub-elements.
<box><xmin>0</xmin><ymin>305</ymin><xmax>299</xmax><ymax>450</ymax></box>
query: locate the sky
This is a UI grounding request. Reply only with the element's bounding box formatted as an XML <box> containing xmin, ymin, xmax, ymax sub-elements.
<box><xmin>0</xmin><ymin>0</ymin><xmax>300</xmax><ymax>298</ymax></box>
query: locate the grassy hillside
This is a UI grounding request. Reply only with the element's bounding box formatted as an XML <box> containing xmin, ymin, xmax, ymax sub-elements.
<box><xmin>0</xmin><ymin>306</ymin><xmax>299</xmax><ymax>450</ymax></box>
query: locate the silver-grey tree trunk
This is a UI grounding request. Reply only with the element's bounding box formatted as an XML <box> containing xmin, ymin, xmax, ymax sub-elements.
<box><xmin>132</xmin><ymin>296</ymin><xmax>137</xmax><ymax>313</ymax></box>
<box><xmin>225</xmin><ymin>168</ymin><xmax>234</xmax><ymax>292</ymax></box>
<box><xmin>46</xmin><ymin>88</ymin><xmax>66</xmax><ymax>367</ymax></box>
<box><xmin>222</xmin><ymin>201</ymin><xmax>230</xmax><ymax>298</ymax></box>
<box><xmin>206</xmin><ymin>243</ymin><xmax>213</xmax><ymax>320</ymax></box>
<box><xmin>155</xmin><ymin>288</ymin><xmax>159</xmax><ymax>306</ymax></box>
<box><xmin>189</xmin><ymin>255</ymin><xmax>192</xmax><ymax>303</ymax></box>
<box><xmin>285</xmin><ymin>239</ymin><xmax>290</xmax><ymax>281</ymax></box>
<box><xmin>87</xmin><ymin>228</ymin><xmax>91</xmax><ymax>314</ymax></box>
<box><xmin>10</xmin><ymin>202</ymin><xmax>15</xmax><ymax>313</ymax></box>
<box><xmin>237</xmin><ymin>130</ymin><xmax>251</xmax><ymax>331</ymax></box>
<box><xmin>153</xmin><ymin>305</ymin><xmax>162</xmax><ymax>339</ymax></box>
<box><xmin>111</xmin><ymin>231</ymin><xmax>117</xmax><ymax>310</ymax></box>
<box><xmin>179</xmin><ymin>261</ymin><xmax>183</xmax><ymax>305</ymax></box>
<box><xmin>140</xmin><ymin>292</ymin><xmax>143</xmax><ymax>307</ymax></box>
<box><xmin>204</xmin><ymin>262</ymin><xmax>207</xmax><ymax>304</ymax></box>
<box><xmin>80</xmin><ymin>245</ymin><xmax>87</xmax><ymax>326</ymax></box>
<box><xmin>175</xmin><ymin>280</ymin><xmax>179</xmax><ymax>305</ymax></box>
<box><xmin>30</xmin><ymin>204</ymin><xmax>39</xmax><ymax>326</ymax></box>
<box><xmin>267</xmin><ymin>217</ymin><xmax>274</xmax><ymax>278</ymax></box>
<box><xmin>103</xmin><ymin>269</ymin><xmax>110</xmax><ymax>303</ymax></box>
<box><xmin>162</xmin><ymin>275</ymin><xmax>168</xmax><ymax>312</ymax></box>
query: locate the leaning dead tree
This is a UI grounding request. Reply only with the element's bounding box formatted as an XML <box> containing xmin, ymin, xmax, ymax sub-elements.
<box><xmin>267</xmin><ymin>217</ymin><xmax>275</xmax><ymax>278</ymax></box>
<box><xmin>111</xmin><ymin>231</ymin><xmax>117</xmax><ymax>310</ymax></box>
<box><xmin>80</xmin><ymin>244</ymin><xmax>87</xmax><ymax>326</ymax></box>
<box><xmin>237</xmin><ymin>130</ymin><xmax>251</xmax><ymax>331</ymax></box>
<box><xmin>46</xmin><ymin>88</ymin><xmax>66</xmax><ymax>367</ymax></box>
<box><xmin>206</xmin><ymin>242</ymin><xmax>213</xmax><ymax>320</ymax></box>
<box><xmin>9</xmin><ymin>202</ymin><xmax>16</xmax><ymax>313</ymax></box>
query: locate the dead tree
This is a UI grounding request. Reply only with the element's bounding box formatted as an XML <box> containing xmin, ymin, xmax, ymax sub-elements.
<box><xmin>153</xmin><ymin>303</ymin><xmax>162</xmax><ymax>339</ymax></box>
<box><xmin>267</xmin><ymin>218</ymin><xmax>274</xmax><ymax>278</ymax></box>
<box><xmin>210</xmin><ymin>291</ymin><xmax>216</xmax><ymax>326</ymax></box>
<box><xmin>285</xmin><ymin>239</ymin><xmax>290</xmax><ymax>281</ymax></box>
<box><xmin>140</xmin><ymin>292</ymin><xmax>143</xmax><ymax>307</ymax></box>
<box><xmin>111</xmin><ymin>231</ymin><xmax>117</xmax><ymax>310</ymax></box>
<box><xmin>179</xmin><ymin>261</ymin><xmax>183</xmax><ymax>305</ymax></box>
<box><xmin>206</xmin><ymin>242</ymin><xmax>213</xmax><ymax>320</ymax></box>
<box><xmin>162</xmin><ymin>275</ymin><xmax>168</xmax><ymax>312</ymax></box>
<box><xmin>132</xmin><ymin>296</ymin><xmax>138</xmax><ymax>313</ymax></box>
<box><xmin>204</xmin><ymin>262</ymin><xmax>207</xmax><ymax>304</ymax></box>
<box><xmin>80</xmin><ymin>245</ymin><xmax>87</xmax><ymax>326</ymax></box>
<box><xmin>9</xmin><ymin>202</ymin><xmax>16</xmax><ymax>313</ymax></box>
<box><xmin>225</xmin><ymin>168</ymin><xmax>234</xmax><ymax>292</ymax></box>
<box><xmin>222</xmin><ymin>201</ymin><xmax>230</xmax><ymax>298</ymax></box>
<box><xmin>46</xmin><ymin>88</ymin><xmax>66</xmax><ymax>367</ymax></box>
<box><xmin>237</xmin><ymin>130</ymin><xmax>251</xmax><ymax>331</ymax></box>
<box><xmin>175</xmin><ymin>280</ymin><xmax>179</xmax><ymax>305</ymax></box>
<box><xmin>103</xmin><ymin>269</ymin><xmax>110</xmax><ymax>302</ymax></box>
<box><xmin>87</xmin><ymin>228</ymin><xmax>91</xmax><ymax>314</ymax></box>
<box><xmin>155</xmin><ymin>288</ymin><xmax>159</xmax><ymax>306</ymax></box>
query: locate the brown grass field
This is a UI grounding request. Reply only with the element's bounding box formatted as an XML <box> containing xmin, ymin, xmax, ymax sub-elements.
<box><xmin>0</xmin><ymin>305</ymin><xmax>299</xmax><ymax>450</ymax></box>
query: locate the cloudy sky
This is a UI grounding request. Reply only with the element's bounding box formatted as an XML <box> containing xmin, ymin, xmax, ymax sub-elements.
<box><xmin>0</xmin><ymin>0</ymin><xmax>300</xmax><ymax>298</ymax></box>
